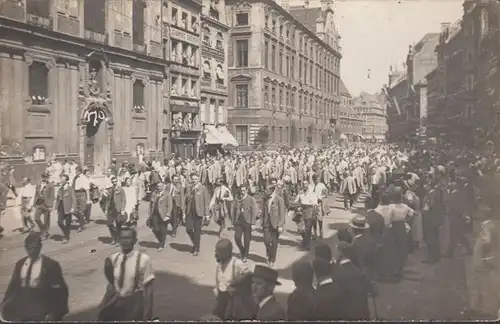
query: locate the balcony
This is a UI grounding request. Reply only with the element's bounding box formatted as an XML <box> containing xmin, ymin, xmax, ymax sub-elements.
<box><xmin>84</xmin><ymin>29</ymin><xmax>107</xmax><ymax>44</ymax></box>
<box><xmin>57</xmin><ymin>14</ymin><xmax>79</xmax><ymax>36</ymax></box>
<box><xmin>26</xmin><ymin>13</ymin><xmax>52</xmax><ymax>30</ymax></box>
<box><xmin>216</xmin><ymin>82</ymin><xmax>227</xmax><ymax>91</ymax></box>
<box><xmin>149</xmin><ymin>41</ymin><xmax>162</xmax><ymax>58</ymax></box>
<box><xmin>133</xmin><ymin>43</ymin><xmax>147</xmax><ymax>54</ymax></box>
<box><xmin>200</xmin><ymin>78</ymin><xmax>212</xmax><ymax>88</ymax></box>
<box><xmin>0</xmin><ymin>0</ymin><xmax>25</xmax><ymax>21</ymax></box>
<box><xmin>114</xmin><ymin>31</ymin><xmax>132</xmax><ymax>50</ymax></box>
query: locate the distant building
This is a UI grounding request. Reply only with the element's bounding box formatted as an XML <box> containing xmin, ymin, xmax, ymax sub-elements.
<box><xmin>385</xmin><ymin>32</ymin><xmax>440</xmax><ymax>142</ymax></box>
<box><xmin>226</xmin><ymin>0</ymin><xmax>342</xmax><ymax>149</ymax></box>
<box><xmin>353</xmin><ymin>92</ymin><xmax>387</xmax><ymax>142</ymax></box>
<box><xmin>337</xmin><ymin>80</ymin><xmax>364</xmax><ymax>140</ymax></box>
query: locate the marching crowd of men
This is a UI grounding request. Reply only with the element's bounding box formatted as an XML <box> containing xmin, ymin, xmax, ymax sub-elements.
<box><xmin>0</xmin><ymin>141</ymin><xmax>500</xmax><ymax>320</ymax></box>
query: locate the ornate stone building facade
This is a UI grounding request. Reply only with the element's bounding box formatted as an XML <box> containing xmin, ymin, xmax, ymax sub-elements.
<box><xmin>166</xmin><ymin>0</ymin><xmax>202</xmax><ymax>159</ymax></box>
<box><xmin>337</xmin><ymin>79</ymin><xmax>364</xmax><ymax>139</ymax></box>
<box><xmin>199</xmin><ymin>0</ymin><xmax>237</xmax><ymax>148</ymax></box>
<box><xmin>353</xmin><ymin>92</ymin><xmax>387</xmax><ymax>141</ymax></box>
<box><xmin>226</xmin><ymin>0</ymin><xmax>341</xmax><ymax>149</ymax></box>
<box><xmin>0</xmin><ymin>0</ymin><xmax>185</xmax><ymax>177</ymax></box>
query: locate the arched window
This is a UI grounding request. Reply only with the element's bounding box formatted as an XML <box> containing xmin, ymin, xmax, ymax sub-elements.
<box><xmin>203</xmin><ymin>25</ymin><xmax>211</xmax><ymax>44</ymax></box>
<box><xmin>216</xmin><ymin>32</ymin><xmax>223</xmax><ymax>49</ymax></box>
<box><xmin>203</xmin><ymin>60</ymin><xmax>211</xmax><ymax>79</ymax></box>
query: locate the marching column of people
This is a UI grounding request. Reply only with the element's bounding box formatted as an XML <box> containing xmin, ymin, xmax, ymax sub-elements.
<box><xmin>1</xmin><ymin>142</ymin><xmax>500</xmax><ymax>320</ymax></box>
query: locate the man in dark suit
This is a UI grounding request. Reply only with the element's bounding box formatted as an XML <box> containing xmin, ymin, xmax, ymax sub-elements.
<box><xmin>313</xmin><ymin>258</ymin><xmax>342</xmax><ymax>320</ymax></box>
<box><xmin>349</xmin><ymin>215</ymin><xmax>377</xmax><ymax>281</ymax></box>
<box><xmin>104</xmin><ymin>176</ymin><xmax>127</xmax><ymax>245</ymax></box>
<box><xmin>1</xmin><ymin>232</ymin><xmax>68</xmax><ymax>321</ymax></box>
<box><xmin>56</xmin><ymin>174</ymin><xmax>76</xmax><ymax>244</ymax></box>
<box><xmin>260</xmin><ymin>179</ymin><xmax>286</xmax><ymax>267</ymax></box>
<box><xmin>149</xmin><ymin>182</ymin><xmax>171</xmax><ymax>251</ymax></box>
<box><xmin>252</xmin><ymin>265</ymin><xmax>286</xmax><ymax>320</ymax></box>
<box><xmin>184</xmin><ymin>173</ymin><xmax>211</xmax><ymax>256</ymax></box>
<box><xmin>287</xmin><ymin>261</ymin><xmax>316</xmax><ymax>320</ymax></box>
<box><xmin>168</xmin><ymin>175</ymin><xmax>185</xmax><ymax>237</ymax></box>
<box><xmin>334</xmin><ymin>230</ymin><xmax>373</xmax><ymax>320</ymax></box>
<box><xmin>34</xmin><ymin>172</ymin><xmax>55</xmax><ymax>240</ymax></box>
<box><xmin>232</xmin><ymin>185</ymin><xmax>258</xmax><ymax>261</ymax></box>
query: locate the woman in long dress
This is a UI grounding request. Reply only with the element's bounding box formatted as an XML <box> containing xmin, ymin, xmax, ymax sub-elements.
<box><xmin>388</xmin><ymin>187</ymin><xmax>415</xmax><ymax>281</ymax></box>
<box><xmin>122</xmin><ymin>178</ymin><xmax>138</xmax><ymax>226</ymax></box>
<box><xmin>404</xmin><ymin>179</ymin><xmax>423</xmax><ymax>250</ymax></box>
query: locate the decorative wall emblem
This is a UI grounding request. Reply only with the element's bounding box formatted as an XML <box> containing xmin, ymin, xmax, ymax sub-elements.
<box><xmin>84</xmin><ymin>106</ymin><xmax>106</xmax><ymax>127</ymax></box>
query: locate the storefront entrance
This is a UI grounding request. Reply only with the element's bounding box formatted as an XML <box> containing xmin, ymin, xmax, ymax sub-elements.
<box><xmin>171</xmin><ymin>138</ymin><xmax>197</xmax><ymax>159</ymax></box>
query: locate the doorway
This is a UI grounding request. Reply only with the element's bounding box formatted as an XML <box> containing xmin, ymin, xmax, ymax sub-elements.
<box><xmin>82</xmin><ymin>106</ymin><xmax>110</xmax><ymax>174</ymax></box>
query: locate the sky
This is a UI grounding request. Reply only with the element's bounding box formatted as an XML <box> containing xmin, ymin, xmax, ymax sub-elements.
<box><xmin>289</xmin><ymin>0</ymin><xmax>464</xmax><ymax>96</ymax></box>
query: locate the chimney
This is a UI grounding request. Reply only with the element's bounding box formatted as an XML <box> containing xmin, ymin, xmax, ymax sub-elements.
<box><xmin>441</xmin><ymin>22</ymin><xmax>451</xmax><ymax>33</ymax></box>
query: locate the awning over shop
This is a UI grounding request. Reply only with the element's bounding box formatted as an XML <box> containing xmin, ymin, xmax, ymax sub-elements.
<box><xmin>204</xmin><ymin>125</ymin><xmax>224</xmax><ymax>144</ymax></box>
<box><xmin>217</xmin><ymin>126</ymin><xmax>239</xmax><ymax>146</ymax></box>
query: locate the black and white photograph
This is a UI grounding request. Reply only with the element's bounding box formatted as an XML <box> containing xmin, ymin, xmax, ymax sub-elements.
<box><xmin>0</xmin><ymin>0</ymin><xmax>499</xmax><ymax>321</ymax></box>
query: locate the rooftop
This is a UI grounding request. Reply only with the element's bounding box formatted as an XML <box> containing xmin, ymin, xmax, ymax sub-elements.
<box><xmin>339</xmin><ymin>78</ymin><xmax>350</xmax><ymax>97</ymax></box>
<box><xmin>288</xmin><ymin>6</ymin><xmax>325</xmax><ymax>33</ymax></box>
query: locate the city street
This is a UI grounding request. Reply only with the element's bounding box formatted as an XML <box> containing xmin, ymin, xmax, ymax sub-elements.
<box><xmin>0</xmin><ymin>193</ymin><xmax>469</xmax><ymax>321</ymax></box>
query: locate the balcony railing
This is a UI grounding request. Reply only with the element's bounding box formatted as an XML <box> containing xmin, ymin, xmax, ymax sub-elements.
<box><xmin>57</xmin><ymin>14</ymin><xmax>79</xmax><ymax>36</ymax></box>
<box><xmin>26</xmin><ymin>13</ymin><xmax>52</xmax><ymax>30</ymax></box>
<box><xmin>84</xmin><ymin>29</ymin><xmax>107</xmax><ymax>44</ymax></box>
<box><xmin>133</xmin><ymin>43</ymin><xmax>146</xmax><ymax>54</ymax></box>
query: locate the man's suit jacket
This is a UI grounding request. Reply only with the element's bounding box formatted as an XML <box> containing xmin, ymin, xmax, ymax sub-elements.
<box><xmin>314</xmin><ymin>281</ymin><xmax>343</xmax><ymax>320</ymax></box>
<box><xmin>232</xmin><ymin>195</ymin><xmax>258</xmax><ymax>225</ymax></box>
<box><xmin>365</xmin><ymin>209</ymin><xmax>385</xmax><ymax>243</ymax></box>
<box><xmin>262</xmin><ymin>194</ymin><xmax>286</xmax><ymax>229</ymax></box>
<box><xmin>256</xmin><ymin>296</ymin><xmax>286</xmax><ymax>320</ymax></box>
<box><xmin>340</xmin><ymin>176</ymin><xmax>357</xmax><ymax>195</ymax></box>
<box><xmin>287</xmin><ymin>286</ymin><xmax>316</xmax><ymax>320</ymax></box>
<box><xmin>150</xmin><ymin>189</ymin><xmax>171</xmax><ymax>221</ymax></box>
<box><xmin>352</xmin><ymin>233</ymin><xmax>377</xmax><ymax>279</ymax></box>
<box><xmin>249</xmin><ymin>166</ymin><xmax>260</xmax><ymax>185</ymax></box>
<box><xmin>332</xmin><ymin>261</ymin><xmax>371</xmax><ymax>320</ymax></box>
<box><xmin>56</xmin><ymin>185</ymin><xmax>76</xmax><ymax>214</ymax></box>
<box><xmin>185</xmin><ymin>183</ymin><xmax>210</xmax><ymax>217</ymax></box>
<box><xmin>34</xmin><ymin>183</ymin><xmax>55</xmax><ymax>209</ymax></box>
<box><xmin>2</xmin><ymin>255</ymin><xmax>69</xmax><ymax>320</ymax></box>
<box><xmin>105</xmin><ymin>186</ymin><xmax>127</xmax><ymax>214</ymax></box>
<box><xmin>167</xmin><ymin>183</ymin><xmax>185</xmax><ymax>214</ymax></box>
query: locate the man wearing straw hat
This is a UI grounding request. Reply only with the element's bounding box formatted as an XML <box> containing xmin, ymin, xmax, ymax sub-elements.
<box><xmin>349</xmin><ymin>215</ymin><xmax>376</xmax><ymax>281</ymax></box>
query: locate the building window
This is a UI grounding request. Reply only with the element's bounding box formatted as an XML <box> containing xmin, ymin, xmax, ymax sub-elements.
<box><xmin>136</xmin><ymin>143</ymin><xmax>145</xmax><ymax>156</ymax></box>
<box><xmin>279</xmin><ymin>51</ymin><xmax>283</xmax><ymax>74</ymax></box>
<box><xmin>271</xmin><ymin>87</ymin><xmax>276</xmax><ymax>105</ymax></box>
<box><xmin>203</xmin><ymin>25</ymin><xmax>211</xmax><ymax>45</ymax></box>
<box><xmin>235</xmin><ymin>84</ymin><xmax>249</xmax><ymax>108</ymax></box>
<box><xmin>279</xmin><ymin>89</ymin><xmax>283</xmax><ymax>109</ymax></box>
<box><xmin>133</xmin><ymin>80</ymin><xmax>145</xmax><ymax>111</ymax></box>
<box><xmin>84</xmin><ymin>0</ymin><xmax>105</xmax><ymax>33</ymax></box>
<box><xmin>216</xmin><ymin>32</ymin><xmax>223</xmax><ymax>49</ymax></box>
<box><xmin>209</xmin><ymin>2</ymin><xmax>219</xmax><ymax>20</ymax></box>
<box><xmin>271</xmin><ymin>44</ymin><xmax>276</xmax><ymax>71</ymax></box>
<box><xmin>235</xmin><ymin>12</ymin><xmax>249</xmax><ymax>26</ymax></box>
<box><xmin>298</xmin><ymin>58</ymin><xmax>302</xmax><ymax>78</ymax></box>
<box><xmin>29</xmin><ymin>62</ymin><xmax>49</xmax><ymax>105</ymax></box>
<box><xmin>203</xmin><ymin>60</ymin><xmax>211</xmax><ymax>79</ymax></box>
<box><xmin>235</xmin><ymin>125</ymin><xmax>248</xmax><ymax>145</ymax></box>
<box><xmin>290</xmin><ymin>56</ymin><xmax>294</xmax><ymax>78</ymax></box>
<box><xmin>27</xmin><ymin>0</ymin><xmax>50</xmax><ymax>17</ymax></box>
<box><xmin>181</xmin><ymin>12</ymin><xmax>188</xmax><ymax>29</ymax></box>
<box><xmin>216</xmin><ymin>64</ymin><xmax>224</xmax><ymax>84</ymax></box>
<box><xmin>291</xmin><ymin>93</ymin><xmax>295</xmax><ymax>111</ymax></box>
<box><xmin>264</xmin><ymin>41</ymin><xmax>269</xmax><ymax>69</ymax></box>
<box><xmin>172</xmin><ymin>7</ymin><xmax>178</xmax><ymax>25</ymax></box>
<box><xmin>285</xmin><ymin>55</ymin><xmax>289</xmax><ymax>77</ymax></box>
<box><xmin>264</xmin><ymin>85</ymin><xmax>269</xmax><ymax>103</ymax></box>
<box><xmin>132</xmin><ymin>0</ymin><xmax>145</xmax><ymax>46</ymax></box>
<box><xmin>32</xmin><ymin>146</ymin><xmax>46</xmax><ymax>162</ymax></box>
<box><xmin>192</xmin><ymin>16</ymin><xmax>199</xmax><ymax>33</ymax></box>
<box><xmin>235</xmin><ymin>40</ymin><xmax>248</xmax><ymax>67</ymax></box>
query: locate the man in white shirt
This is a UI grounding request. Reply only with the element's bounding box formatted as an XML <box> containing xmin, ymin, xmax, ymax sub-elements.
<box><xmin>72</xmin><ymin>166</ymin><xmax>89</xmax><ymax>231</ymax></box>
<box><xmin>18</xmin><ymin>177</ymin><xmax>36</xmax><ymax>233</ymax></box>
<box><xmin>294</xmin><ymin>179</ymin><xmax>318</xmax><ymax>250</ymax></box>
<box><xmin>100</xmin><ymin>228</ymin><xmax>155</xmax><ymax>321</ymax></box>
<box><xmin>311</xmin><ymin>174</ymin><xmax>329</xmax><ymax>239</ymax></box>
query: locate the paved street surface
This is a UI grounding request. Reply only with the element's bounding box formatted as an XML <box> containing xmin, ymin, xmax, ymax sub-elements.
<box><xmin>0</xmin><ymin>193</ymin><xmax>469</xmax><ymax>321</ymax></box>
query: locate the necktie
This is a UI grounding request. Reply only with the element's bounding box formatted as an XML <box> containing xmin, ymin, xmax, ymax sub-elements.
<box><xmin>72</xmin><ymin>175</ymin><xmax>79</xmax><ymax>188</ymax></box>
<box><xmin>25</xmin><ymin>258</ymin><xmax>34</xmax><ymax>287</ymax></box>
<box><xmin>118</xmin><ymin>253</ymin><xmax>127</xmax><ymax>289</ymax></box>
